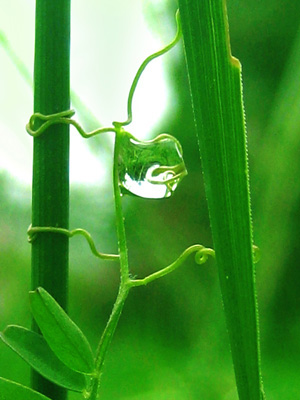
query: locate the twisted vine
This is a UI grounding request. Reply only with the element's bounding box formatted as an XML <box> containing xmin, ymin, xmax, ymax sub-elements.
<box><xmin>27</xmin><ymin>225</ymin><xmax>119</xmax><ymax>261</ymax></box>
<box><xmin>129</xmin><ymin>245</ymin><xmax>215</xmax><ymax>287</ymax></box>
<box><xmin>25</xmin><ymin>11</ymin><xmax>218</xmax><ymax>400</ymax></box>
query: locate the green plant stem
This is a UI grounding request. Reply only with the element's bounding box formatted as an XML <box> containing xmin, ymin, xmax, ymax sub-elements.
<box><xmin>31</xmin><ymin>1</ymin><xmax>70</xmax><ymax>399</ymax></box>
<box><xmin>88</xmin><ymin>286</ymin><xmax>129</xmax><ymax>400</ymax></box>
<box><xmin>112</xmin><ymin>129</ymin><xmax>130</xmax><ymax>281</ymax></box>
<box><xmin>86</xmin><ymin>124</ymin><xmax>214</xmax><ymax>397</ymax></box>
<box><xmin>88</xmin><ymin>128</ymin><xmax>131</xmax><ymax>400</ymax></box>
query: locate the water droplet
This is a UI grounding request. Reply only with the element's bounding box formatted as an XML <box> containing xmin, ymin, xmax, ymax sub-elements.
<box><xmin>118</xmin><ymin>132</ymin><xmax>187</xmax><ymax>199</ymax></box>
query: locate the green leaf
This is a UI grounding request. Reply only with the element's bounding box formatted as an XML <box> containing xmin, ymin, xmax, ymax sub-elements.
<box><xmin>0</xmin><ymin>377</ymin><xmax>52</xmax><ymax>400</ymax></box>
<box><xmin>178</xmin><ymin>1</ymin><xmax>265</xmax><ymax>399</ymax></box>
<box><xmin>29</xmin><ymin>287</ymin><xmax>94</xmax><ymax>374</ymax></box>
<box><xmin>0</xmin><ymin>326</ymin><xmax>86</xmax><ymax>392</ymax></box>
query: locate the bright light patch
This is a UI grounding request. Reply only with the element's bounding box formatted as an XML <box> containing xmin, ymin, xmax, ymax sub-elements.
<box><xmin>69</xmin><ymin>131</ymin><xmax>106</xmax><ymax>184</ymax></box>
<box><xmin>0</xmin><ymin>122</ymin><xmax>32</xmax><ymax>185</ymax></box>
<box><xmin>0</xmin><ymin>0</ymin><xmax>168</xmax><ymax>185</ymax></box>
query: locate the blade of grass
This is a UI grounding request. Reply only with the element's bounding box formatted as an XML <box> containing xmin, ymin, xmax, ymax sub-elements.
<box><xmin>178</xmin><ymin>1</ymin><xmax>265</xmax><ymax>399</ymax></box>
<box><xmin>31</xmin><ymin>0</ymin><xmax>70</xmax><ymax>398</ymax></box>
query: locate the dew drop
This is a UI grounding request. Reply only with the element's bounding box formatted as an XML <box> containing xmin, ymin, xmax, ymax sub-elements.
<box><xmin>118</xmin><ymin>132</ymin><xmax>187</xmax><ymax>199</ymax></box>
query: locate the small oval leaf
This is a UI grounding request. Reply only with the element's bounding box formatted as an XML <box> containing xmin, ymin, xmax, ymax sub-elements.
<box><xmin>0</xmin><ymin>377</ymin><xmax>51</xmax><ymax>400</ymax></box>
<box><xmin>0</xmin><ymin>325</ymin><xmax>86</xmax><ymax>392</ymax></box>
<box><xmin>29</xmin><ymin>287</ymin><xmax>94</xmax><ymax>373</ymax></box>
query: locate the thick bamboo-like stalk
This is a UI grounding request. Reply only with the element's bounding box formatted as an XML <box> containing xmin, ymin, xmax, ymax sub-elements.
<box><xmin>31</xmin><ymin>1</ymin><xmax>70</xmax><ymax>399</ymax></box>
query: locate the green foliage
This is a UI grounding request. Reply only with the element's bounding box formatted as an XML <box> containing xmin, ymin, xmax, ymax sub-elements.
<box><xmin>2</xmin><ymin>1</ymin><xmax>300</xmax><ymax>399</ymax></box>
<box><xmin>178</xmin><ymin>0</ymin><xmax>264</xmax><ymax>398</ymax></box>
<box><xmin>0</xmin><ymin>326</ymin><xmax>86</xmax><ymax>392</ymax></box>
<box><xmin>1</xmin><ymin>10</ymin><xmax>195</xmax><ymax>399</ymax></box>
<box><xmin>0</xmin><ymin>377</ymin><xmax>51</xmax><ymax>400</ymax></box>
<box><xmin>29</xmin><ymin>287</ymin><xmax>94</xmax><ymax>374</ymax></box>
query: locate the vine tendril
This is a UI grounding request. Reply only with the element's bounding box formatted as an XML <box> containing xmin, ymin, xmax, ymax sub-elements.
<box><xmin>27</xmin><ymin>225</ymin><xmax>119</xmax><ymax>261</ymax></box>
<box><xmin>113</xmin><ymin>9</ymin><xmax>182</xmax><ymax>128</ymax></box>
<box><xmin>128</xmin><ymin>242</ymin><xmax>260</xmax><ymax>287</ymax></box>
<box><xmin>26</xmin><ymin>109</ymin><xmax>116</xmax><ymax>138</ymax></box>
<box><xmin>129</xmin><ymin>244</ymin><xmax>215</xmax><ymax>287</ymax></box>
<box><xmin>26</xmin><ymin>11</ymin><xmax>182</xmax><ymax>141</ymax></box>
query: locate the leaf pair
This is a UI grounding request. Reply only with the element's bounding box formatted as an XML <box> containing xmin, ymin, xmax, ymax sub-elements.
<box><xmin>0</xmin><ymin>287</ymin><xmax>95</xmax><ymax>395</ymax></box>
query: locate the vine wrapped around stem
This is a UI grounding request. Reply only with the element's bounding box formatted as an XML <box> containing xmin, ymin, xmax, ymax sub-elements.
<box><xmin>27</xmin><ymin>225</ymin><xmax>119</xmax><ymax>261</ymax></box>
<box><xmin>23</xmin><ymin>10</ymin><xmax>217</xmax><ymax>400</ymax></box>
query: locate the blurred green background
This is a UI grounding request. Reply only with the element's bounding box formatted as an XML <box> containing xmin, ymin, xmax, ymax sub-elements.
<box><xmin>1</xmin><ymin>0</ymin><xmax>300</xmax><ymax>398</ymax></box>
